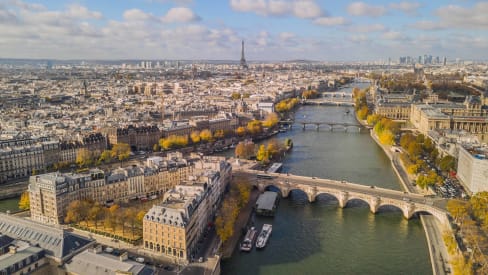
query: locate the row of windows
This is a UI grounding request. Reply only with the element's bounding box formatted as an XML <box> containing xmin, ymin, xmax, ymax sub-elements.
<box><xmin>144</xmin><ymin>241</ymin><xmax>185</xmax><ymax>258</ymax></box>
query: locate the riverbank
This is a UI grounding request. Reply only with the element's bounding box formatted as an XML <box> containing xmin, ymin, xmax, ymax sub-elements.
<box><xmin>221</xmin><ymin>185</ymin><xmax>260</xmax><ymax>259</ymax></box>
<box><xmin>0</xmin><ymin>181</ymin><xmax>28</xmax><ymax>199</ymax></box>
<box><xmin>368</xmin><ymin>128</ymin><xmax>451</xmax><ymax>275</ymax></box>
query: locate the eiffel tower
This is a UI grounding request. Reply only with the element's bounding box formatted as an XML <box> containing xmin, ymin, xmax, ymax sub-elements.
<box><xmin>240</xmin><ymin>40</ymin><xmax>248</xmax><ymax>69</ymax></box>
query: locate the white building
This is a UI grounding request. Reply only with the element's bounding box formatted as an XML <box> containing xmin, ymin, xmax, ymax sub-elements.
<box><xmin>457</xmin><ymin>145</ymin><xmax>488</xmax><ymax>193</ymax></box>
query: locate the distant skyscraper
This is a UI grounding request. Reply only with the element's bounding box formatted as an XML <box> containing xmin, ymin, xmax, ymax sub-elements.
<box><xmin>443</xmin><ymin>56</ymin><xmax>447</xmax><ymax>66</ymax></box>
<box><xmin>240</xmin><ymin>40</ymin><xmax>248</xmax><ymax>69</ymax></box>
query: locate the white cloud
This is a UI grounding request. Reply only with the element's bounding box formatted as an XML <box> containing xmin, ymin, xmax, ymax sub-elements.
<box><xmin>292</xmin><ymin>0</ymin><xmax>322</xmax><ymax>19</ymax></box>
<box><xmin>347</xmin><ymin>23</ymin><xmax>387</xmax><ymax>33</ymax></box>
<box><xmin>66</xmin><ymin>4</ymin><xmax>103</xmax><ymax>20</ymax></box>
<box><xmin>411</xmin><ymin>3</ymin><xmax>488</xmax><ymax>31</ymax></box>
<box><xmin>435</xmin><ymin>3</ymin><xmax>488</xmax><ymax>29</ymax></box>
<box><xmin>410</xmin><ymin>20</ymin><xmax>445</xmax><ymax>31</ymax></box>
<box><xmin>389</xmin><ymin>2</ymin><xmax>421</xmax><ymax>16</ymax></box>
<box><xmin>314</xmin><ymin>17</ymin><xmax>348</xmax><ymax>26</ymax></box>
<box><xmin>348</xmin><ymin>34</ymin><xmax>370</xmax><ymax>43</ymax></box>
<box><xmin>256</xmin><ymin>30</ymin><xmax>269</xmax><ymax>46</ymax></box>
<box><xmin>162</xmin><ymin>7</ymin><xmax>201</xmax><ymax>23</ymax></box>
<box><xmin>123</xmin><ymin>9</ymin><xmax>154</xmax><ymax>21</ymax></box>
<box><xmin>147</xmin><ymin>0</ymin><xmax>193</xmax><ymax>4</ymax></box>
<box><xmin>347</xmin><ymin>2</ymin><xmax>386</xmax><ymax>17</ymax></box>
<box><xmin>279</xmin><ymin>32</ymin><xmax>295</xmax><ymax>40</ymax></box>
<box><xmin>229</xmin><ymin>0</ymin><xmax>323</xmax><ymax>19</ymax></box>
<box><xmin>381</xmin><ymin>31</ymin><xmax>409</xmax><ymax>41</ymax></box>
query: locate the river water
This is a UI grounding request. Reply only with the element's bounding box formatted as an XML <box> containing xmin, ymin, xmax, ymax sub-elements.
<box><xmin>221</xmin><ymin>84</ymin><xmax>431</xmax><ymax>275</ymax></box>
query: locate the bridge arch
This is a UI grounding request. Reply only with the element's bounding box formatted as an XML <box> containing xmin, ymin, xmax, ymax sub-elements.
<box><xmin>314</xmin><ymin>192</ymin><xmax>340</xmax><ymax>205</ymax></box>
<box><xmin>288</xmin><ymin>188</ymin><xmax>310</xmax><ymax>202</ymax></box>
<box><xmin>376</xmin><ymin>204</ymin><xmax>403</xmax><ymax>214</ymax></box>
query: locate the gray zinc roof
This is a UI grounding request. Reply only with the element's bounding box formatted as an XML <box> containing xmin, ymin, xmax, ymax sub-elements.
<box><xmin>0</xmin><ymin>213</ymin><xmax>93</xmax><ymax>262</ymax></box>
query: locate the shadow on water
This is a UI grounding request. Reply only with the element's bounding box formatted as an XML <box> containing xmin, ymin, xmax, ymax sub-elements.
<box><xmin>222</xmin><ymin>189</ymin><xmax>326</xmax><ymax>275</ymax></box>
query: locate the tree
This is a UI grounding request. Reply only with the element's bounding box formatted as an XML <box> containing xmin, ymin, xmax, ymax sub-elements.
<box><xmin>447</xmin><ymin>199</ymin><xmax>469</xmax><ymax>224</ymax></box>
<box><xmin>236</xmin><ymin>126</ymin><xmax>247</xmax><ymax>137</ymax></box>
<box><xmin>357</xmin><ymin>105</ymin><xmax>369</xmax><ymax>120</ymax></box>
<box><xmin>400</xmin><ymin>133</ymin><xmax>415</xmax><ymax>149</ymax></box>
<box><xmin>76</xmin><ymin>148</ymin><xmax>93</xmax><ymax>168</ymax></box>
<box><xmin>266</xmin><ymin>139</ymin><xmax>283</xmax><ymax>159</ymax></box>
<box><xmin>199</xmin><ymin>129</ymin><xmax>213</xmax><ymax>142</ymax></box>
<box><xmin>256</xmin><ymin>144</ymin><xmax>269</xmax><ymax>163</ymax></box>
<box><xmin>111</xmin><ymin>143</ymin><xmax>131</xmax><ymax>161</ymax></box>
<box><xmin>124</xmin><ymin>208</ymin><xmax>138</xmax><ymax>237</ymax></box>
<box><xmin>214</xmin><ymin>129</ymin><xmax>225</xmax><ymax>139</ymax></box>
<box><xmin>18</xmin><ymin>191</ymin><xmax>30</xmax><ymax>210</ymax></box>
<box><xmin>247</xmin><ymin>120</ymin><xmax>263</xmax><ymax>136</ymax></box>
<box><xmin>379</xmin><ymin>130</ymin><xmax>395</xmax><ymax>145</ymax></box>
<box><xmin>235</xmin><ymin>141</ymin><xmax>255</xmax><ymax>159</ymax></box>
<box><xmin>190</xmin><ymin>131</ymin><xmax>201</xmax><ymax>144</ymax></box>
<box><xmin>136</xmin><ymin>210</ymin><xmax>146</xmax><ymax>227</ymax></box>
<box><xmin>65</xmin><ymin>200</ymin><xmax>83</xmax><ymax>224</ymax></box>
<box><xmin>262</xmin><ymin>112</ymin><xmax>279</xmax><ymax>128</ymax></box>
<box><xmin>407</xmin><ymin>142</ymin><xmax>422</xmax><ymax>159</ymax></box>
<box><xmin>152</xmin><ymin>143</ymin><xmax>160</xmax><ymax>152</ymax></box>
<box><xmin>367</xmin><ymin>114</ymin><xmax>382</xmax><ymax>125</ymax></box>
<box><xmin>99</xmin><ymin>150</ymin><xmax>112</xmax><ymax>163</ymax></box>
<box><xmin>88</xmin><ymin>203</ymin><xmax>103</xmax><ymax>229</ymax></box>
<box><xmin>439</xmin><ymin>155</ymin><xmax>456</xmax><ymax>172</ymax></box>
<box><xmin>231</xmin><ymin>92</ymin><xmax>241</xmax><ymax>100</ymax></box>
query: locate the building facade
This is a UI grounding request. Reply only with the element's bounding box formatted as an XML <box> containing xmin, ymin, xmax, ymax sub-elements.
<box><xmin>457</xmin><ymin>145</ymin><xmax>488</xmax><ymax>194</ymax></box>
<box><xmin>142</xmin><ymin>158</ymin><xmax>231</xmax><ymax>263</ymax></box>
<box><xmin>28</xmin><ymin>154</ymin><xmax>196</xmax><ymax>225</ymax></box>
<box><xmin>410</xmin><ymin>103</ymin><xmax>488</xmax><ymax>143</ymax></box>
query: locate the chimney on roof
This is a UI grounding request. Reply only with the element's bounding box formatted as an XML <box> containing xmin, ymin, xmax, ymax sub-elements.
<box><xmin>9</xmin><ymin>246</ymin><xmax>17</xmax><ymax>254</ymax></box>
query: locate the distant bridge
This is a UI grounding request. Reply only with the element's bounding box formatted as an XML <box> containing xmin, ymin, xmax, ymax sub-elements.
<box><xmin>302</xmin><ymin>94</ymin><xmax>355</xmax><ymax>106</ymax></box>
<box><xmin>322</xmin><ymin>92</ymin><xmax>353</xmax><ymax>98</ymax></box>
<box><xmin>239</xmin><ymin>170</ymin><xmax>450</xmax><ymax>227</ymax></box>
<box><xmin>296</xmin><ymin>121</ymin><xmax>362</xmax><ymax>131</ymax></box>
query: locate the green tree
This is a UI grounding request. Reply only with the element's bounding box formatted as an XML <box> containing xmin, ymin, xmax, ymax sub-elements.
<box><xmin>439</xmin><ymin>155</ymin><xmax>456</xmax><ymax>172</ymax></box>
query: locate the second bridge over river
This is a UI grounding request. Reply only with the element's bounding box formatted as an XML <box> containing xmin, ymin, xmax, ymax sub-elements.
<box><xmin>237</xmin><ymin>170</ymin><xmax>450</xmax><ymax>227</ymax></box>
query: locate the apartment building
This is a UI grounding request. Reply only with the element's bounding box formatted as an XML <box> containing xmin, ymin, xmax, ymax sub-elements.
<box><xmin>28</xmin><ymin>154</ymin><xmax>197</xmax><ymax>225</ymax></box>
<box><xmin>457</xmin><ymin>145</ymin><xmax>488</xmax><ymax>194</ymax></box>
<box><xmin>142</xmin><ymin>158</ymin><xmax>231</xmax><ymax>263</ymax></box>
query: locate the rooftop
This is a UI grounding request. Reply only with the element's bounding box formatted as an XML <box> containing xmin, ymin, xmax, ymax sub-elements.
<box><xmin>0</xmin><ymin>213</ymin><xmax>93</xmax><ymax>262</ymax></box>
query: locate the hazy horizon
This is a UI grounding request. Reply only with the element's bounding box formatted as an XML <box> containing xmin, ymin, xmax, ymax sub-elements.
<box><xmin>1</xmin><ymin>1</ymin><xmax>488</xmax><ymax>61</ymax></box>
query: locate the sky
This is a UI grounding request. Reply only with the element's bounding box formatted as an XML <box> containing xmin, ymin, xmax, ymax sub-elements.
<box><xmin>0</xmin><ymin>0</ymin><xmax>488</xmax><ymax>61</ymax></box>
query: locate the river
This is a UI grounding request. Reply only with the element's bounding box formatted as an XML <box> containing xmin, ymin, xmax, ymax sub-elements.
<box><xmin>221</xmin><ymin>84</ymin><xmax>432</xmax><ymax>274</ymax></box>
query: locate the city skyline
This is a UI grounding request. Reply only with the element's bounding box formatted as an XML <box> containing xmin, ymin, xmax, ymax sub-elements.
<box><xmin>1</xmin><ymin>0</ymin><xmax>488</xmax><ymax>61</ymax></box>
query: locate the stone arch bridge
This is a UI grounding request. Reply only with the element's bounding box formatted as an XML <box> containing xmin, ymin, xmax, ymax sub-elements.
<box><xmin>246</xmin><ymin>171</ymin><xmax>450</xmax><ymax>227</ymax></box>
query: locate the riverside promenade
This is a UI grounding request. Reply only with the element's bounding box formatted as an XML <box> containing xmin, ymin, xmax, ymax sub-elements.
<box><xmin>368</xmin><ymin>126</ymin><xmax>451</xmax><ymax>275</ymax></box>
